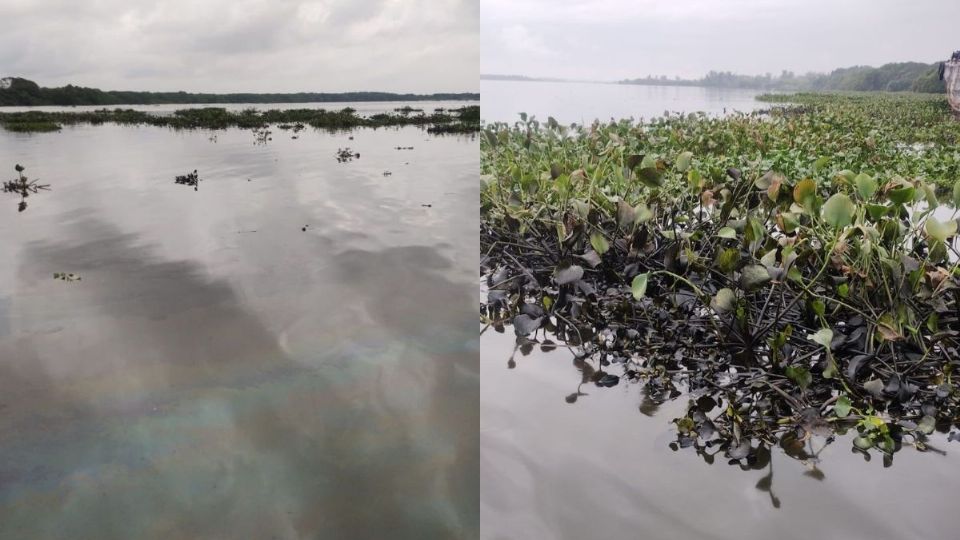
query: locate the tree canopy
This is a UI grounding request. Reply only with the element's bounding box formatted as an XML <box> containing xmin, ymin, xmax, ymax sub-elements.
<box><xmin>0</xmin><ymin>77</ymin><xmax>479</xmax><ymax>107</ymax></box>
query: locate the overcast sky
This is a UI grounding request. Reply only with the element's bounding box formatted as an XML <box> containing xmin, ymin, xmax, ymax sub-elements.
<box><xmin>1</xmin><ymin>0</ymin><xmax>478</xmax><ymax>93</ymax></box>
<box><xmin>482</xmin><ymin>0</ymin><xmax>960</xmax><ymax>80</ymax></box>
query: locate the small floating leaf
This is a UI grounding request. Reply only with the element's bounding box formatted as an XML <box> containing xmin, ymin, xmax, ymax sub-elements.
<box><xmin>711</xmin><ymin>288</ymin><xmax>735</xmax><ymax>312</ymax></box>
<box><xmin>918</xmin><ymin>415</ymin><xmax>936</xmax><ymax>435</ymax></box>
<box><xmin>579</xmin><ymin>250</ymin><xmax>602</xmax><ymax>268</ymax></box>
<box><xmin>716</xmin><ymin>248</ymin><xmax>740</xmax><ymax>273</ymax></box>
<box><xmin>726</xmin><ymin>439</ymin><xmax>752</xmax><ymax>459</ymax></box>
<box><xmin>822</xmin><ymin>193</ymin><xmax>854</xmax><ymax>229</ymax></box>
<box><xmin>513</xmin><ymin>314</ymin><xmax>541</xmax><ymax>336</ymax></box>
<box><xmin>886</xmin><ymin>185</ymin><xmax>915</xmax><ymax>205</ymax></box>
<box><xmin>854</xmin><ymin>173</ymin><xmax>877</xmax><ymax>200</ymax></box>
<box><xmin>637</xmin><ymin>167</ymin><xmax>663</xmax><ymax>188</ymax></box>
<box><xmin>754</xmin><ymin>170</ymin><xmax>774</xmax><ymax>190</ymax></box>
<box><xmin>617</xmin><ymin>201</ymin><xmax>636</xmax><ymax>229</ymax></box>
<box><xmin>631</xmin><ymin>273</ymin><xmax>649</xmax><ymax>299</ymax></box>
<box><xmin>716</xmin><ymin>227</ymin><xmax>736</xmax><ymax>239</ymax></box>
<box><xmin>924</xmin><ymin>216</ymin><xmax>957</xmax><ymax>242</ymax></box>
<box><xmin>853</xmin><ymin>435</ymin><xmax>873</xmax><ymax>450</ymax></box>
<box><xmin>834</xmin><ymin>395</ymin><xmax>852</xmax><ymax>417</ymax></box>
<box><xmin>635</xmin><ymin>203</ymin><xmax>654</xmax><ymax>223</ymax></box>
<box><xmin>808</xmin><ymin>328</ymin><xmax>833</xmax><ymax>349</ymax></box>
<box><xmin>740</xmin><ymin>264</ymin><xmax>771</xmax><ymax>291</ymax></box>
<box><xmin>863</xmin><ymin>378</ymin><xmax>884</xmax><ymax>397</ymax></box>
<box><xmin>597</xmin><ymin>373</ymin><xmax>620</xmax><ymax>387</ymax></box>
<box><xmin>589</xmin><ymin>232</ymin><xmax>610</xmax><ymax>255</ymax></box>
<box><xmin>793</xmin><ymin>178</ymin><xmax>816</xmax><ymax>205</ymax></box>
<box><xmin>555</xmin><ymin>264</ymin><xmax>584</xmax><ymax>285</ymax></box>
<box><xmin>785</xmin><ymin>366</ymin><xmax>812</xmax><ymax>390</ymax></box>
<box><xmin>835</xmin><ymin>169</ymin><xmax>856</xmax><ymax>185</ymax></box>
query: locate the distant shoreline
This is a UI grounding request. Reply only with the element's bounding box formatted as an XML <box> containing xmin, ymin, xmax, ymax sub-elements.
<box><xmin>483</xmin><ymin>60</ymin><xmax>946</xmax><ymax>94</ymax></box>
<box><xmin>0</xmin><ymin>77</ymin><xmax>479</xmax><ymax>107</ymax></box>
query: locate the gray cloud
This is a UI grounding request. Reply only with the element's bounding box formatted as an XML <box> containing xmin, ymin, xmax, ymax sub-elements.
<box><xmin>2</xmin><ymin>0</ymin><xmax>478</xmax><ymax>93</ymax></box>
<box><xmin>482</xmin><ymin>0</ymin><xmax>960</xmax><ymax>80</ymax></box>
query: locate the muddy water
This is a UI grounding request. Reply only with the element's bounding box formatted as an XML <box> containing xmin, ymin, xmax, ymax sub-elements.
<box><xmin>0</xmin><ymin>121</ymin><xmax>478</xmax><ymax>538</ymax></box>
<box><xmin>480</xmin><ymin>329</ymin><xmax>960</xmax><ymax>540</ymax></box>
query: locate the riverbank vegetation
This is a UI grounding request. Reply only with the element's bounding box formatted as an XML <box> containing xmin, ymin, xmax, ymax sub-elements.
<box><xmin>481</xmin><ymin>92</ymin><xmax>960</xmax><ymax>465</ymax></box>
<box><xmin>620</xmin><ymin>61</ymin><xmax>945</xmax><ymax>93</ymax></box>
<box><xmin>0</xmin><ymin>105</ymin><xmax>480</xmax><ymax>133</ymax></box>
<box><xmin>0</xmin><ymin>77</ymin><xmax>480</xmax><ymax>106</ymax></box>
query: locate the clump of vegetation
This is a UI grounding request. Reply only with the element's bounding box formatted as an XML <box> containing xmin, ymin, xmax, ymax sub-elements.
<box><xmin>2</xmin><ymin>120</ymin><xmax>61</xmax><ymax>132</ymax></box>
<box><xmin>481</xmin><ymin>93</ymin><xmax>960</xmax><ymax>466</ymax></box>
<box><xmin>52</xmin><ymin>272</ymin><xmax>80</xmax><ymax>282</ymax></box>
<box><xmin>252</xmin><ymin>127</ymin><xmax>272</xmax><ymax>145</ymax></box>
<box><xmin>174</xmin><ymin>170</ymin><xmax>200</xmax><ymax>190</ymax></box>
<box><xmin>336</xmin><ymin>148</ymin><xmax>360</xmax><ymax>163</ymax></box>
<box><xmin>0</xmin><ymin>105</ymin><xmax>481</xmax><ymax>134</ymax></box>
<box><xmin>277</xmin><ymin>122</ymin><xmax>305</xmax><ymax>133</ymax></box>
<box><xmin>3</xmin><ymin>164</ymin><xmax>50</xmax><ymax>212</ymax></box>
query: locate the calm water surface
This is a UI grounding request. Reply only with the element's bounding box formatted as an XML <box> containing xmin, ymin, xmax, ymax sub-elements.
<box><xmin>481</xmin><ymin>325</ymin><xmax>960</xmax><ymax>540</ymax></box>
<box><xmin>0</xmin><ymin>118</ymin><xmax>478</xmax><ymax>538</ymax></box>
<box><xmin>480</xmin><ymin>80</ymin><xmax>767</xmax><ymax>124</ymax></box>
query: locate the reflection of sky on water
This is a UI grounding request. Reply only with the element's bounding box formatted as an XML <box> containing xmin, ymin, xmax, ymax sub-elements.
<box><xmin>481</xmin><ymin>329</ymin><xmax>960</xmax><ymax>540</ymax></box>
<box><xmin>480</xmin><ymin>80</ymin><xmax>766</xmax><ymax>124</ymax></box>
<box><xmin>0</xmin><ymin>124</ymin><xmax>478</xmax><ymax>538</ymax></box>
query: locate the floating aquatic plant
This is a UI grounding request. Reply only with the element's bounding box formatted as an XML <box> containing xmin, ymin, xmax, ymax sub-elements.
<box><xmin>0</xmin><ymin>106</ymin><xmax>480</xmax><ymax>134</ymax></box>
<box><xmin>481</xmin><ymin>93</ymin><xmax>960</xmax><ymax>467</ymax></box>
<box><xmin>52</xmin><ymin>272</ymin><xmax>81</xmax><ymax>282</ymax></box>
<box><xmin>336</xmin><ymin>148</ymin><xmax>360</xmax><ymax>163</ymax></box>
<box><xmin>3</xmin><ymin>164</ymin><xmax>50</xmax><ymax>212</ymax></box>
<box><xmin>174</xmin><ymin>169</ymin><xmax>200</xmax><ymax>190</ymax></box>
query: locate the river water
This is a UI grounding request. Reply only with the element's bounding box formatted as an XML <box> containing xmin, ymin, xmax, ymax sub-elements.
<box><xmin>481</xmin><ymin>330</ymin><xmax>960</xmax><ymax>540</ymax></box>
<box><xmin>480</xmin><ymin>80</ymin><xmax>767</xmax><ymax>124</ymax></box>
<box><xmin>0</xmin><ymin>112</ymin><xmax>478</xmax><ymax>538</ymax></box>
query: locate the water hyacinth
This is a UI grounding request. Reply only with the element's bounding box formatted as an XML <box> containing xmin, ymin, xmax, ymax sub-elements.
<box><xmin>481</xmin><ymin>92</ymin><xmax>960</xmax><ymax>466</ymax></box>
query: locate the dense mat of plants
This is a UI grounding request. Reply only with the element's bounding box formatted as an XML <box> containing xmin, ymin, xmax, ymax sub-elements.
<box><xmin>481</xmin><ymin>93</ymin><xmax>960</xmax><ymax>465</ymax></box>
<box><xmin>0</xmin><ymin>105</ymin><xmax>480</xmax><ymax>133</ymax></box>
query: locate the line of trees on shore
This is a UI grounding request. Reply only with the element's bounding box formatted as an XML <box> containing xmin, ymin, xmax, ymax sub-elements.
<box><xmin>0</xmin><ymin>77</ymin><xmax>480</xmax><ymax>107</ymax></box>
<box><xmin>620</xmin><ymin>62</ymin><xmax>945</xmax><ymax>93</ymax></box>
